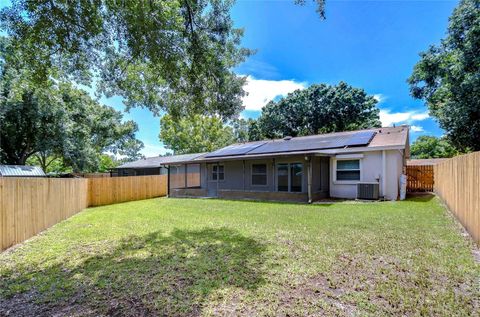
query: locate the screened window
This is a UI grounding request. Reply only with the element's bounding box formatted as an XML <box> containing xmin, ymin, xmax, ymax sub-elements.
<box><xmin>290</xmin><ymin>163</ymin><xmax>303</xmax><ymax>192</ymax></box>
<box><xmin>277</xmin><ymin>163</ymin><xmax>303</xmax><ymax>192</ymax></box>
<box><xmin>336</xmin><ymin>159</ymin><xmax>360</xmax><ymax>181</ymax></box>
<box><xmin>277</xmin><ymin>164</ymin><xmax>289</xmax><ymax>192</ymax></box>
<box><xmin>212</xmin><ymin>165</ymin><xmax>224</xmax><ymax>181</ymax></box>
<box><xmin>251</xmin><ymin>164</ymin><xmax>267</xmax><ymax>186</ymax></box>
<box><xmin>170</xmin><ymin>165</ymin><xmax>185</xmax><ymax>189</ymax></box>
<box><xmin>187</xmin><ymin>164</ymin><xmax>201</xmax><ymax>187</ymax></box>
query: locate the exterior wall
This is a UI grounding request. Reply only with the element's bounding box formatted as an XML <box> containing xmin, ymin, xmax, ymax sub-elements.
<box><xmin>170</xmin><ymin>188</ymin><xmax>208</xmax><ymax>198</ymax></box>
<box><xmin>204</xmin><ymin>156</ymin><xmax>312</xmax><ymax>197</ymax></box>
<box><xmin>114</xmin><ymin>167</ymin><xmax>165</xmax><ymax>177</ymax></box>
<box><xmin>218</xmin><ymin>189</ymin><xmax>309</xmax><ymax>203</ymax></box>
<box><xmin>329</xmin><ymin>150</ymin><xmax>404</xmax><ymax>200</ymax></box>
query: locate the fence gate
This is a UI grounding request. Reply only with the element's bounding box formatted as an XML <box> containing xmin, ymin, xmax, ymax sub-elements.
<box><xmin>406</xmin><ymin>165</ymin><xmax>434</xmax><ymax>192</ymax></box>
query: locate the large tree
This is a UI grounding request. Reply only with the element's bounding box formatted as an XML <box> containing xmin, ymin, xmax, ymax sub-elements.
<box><xmin>0</xmin><ymin>39</ymin><xmax>144</xmax><ymax>172</ymax></box>
<box><xmin>408</xmin><ymin>0</ymin><xmax>480</xmax><ymax>151</ymax></box>
<box><xmin>256</xmin><ymin>82</ymin><xmax>381</xmax><ymax>139</ymax></box>
<box><xmin>159</xmin><ymin>114</ymin><xmax>236</xmax><ymax>154</ymax></box>
<box><xmin>410</xmin><ymin>136</ymin><xmax>459</xmax><ymax>159</ymax></box>
<box><xmin>0</xmin><ymin>0</ymin><xmax>251</xmax><ymax>119</ymax></box>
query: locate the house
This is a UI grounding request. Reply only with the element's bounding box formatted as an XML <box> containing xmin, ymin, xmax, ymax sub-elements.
<box><xmin>0</xmin><ymin>165</ymin><xmax>46</xmax><ymax>177</ymax></box>
<box><xmin>113</xmin><ymin>153</ymin><xmax>206</xmax><ymax>177</ymax></box>
<box><xmin>121</xmin><ymin>126</ymin><xmax>410</xmax><ymax>202</ymax></box>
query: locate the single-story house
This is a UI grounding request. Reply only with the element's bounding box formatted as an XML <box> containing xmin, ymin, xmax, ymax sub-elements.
<box><xmin>119</xmin><ymin>126</ymin><xmax>410</xmax><ymax>202</ymax></box>
<box><xmin>0</xmin><ymin>165</ymin><xmax>46</xmax><ymax>177</ymax></box>
<box><xmin>112</xmin><ymin>153</ymin><xmax>206</xmax><ymax>177</ymax></box>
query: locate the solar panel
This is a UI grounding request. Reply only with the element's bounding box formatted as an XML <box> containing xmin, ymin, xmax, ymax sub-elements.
<box><xmin>344</xmin><ymin>131</ymin><xmax>376</xmax><ymax>147</ymax></box>
<box><xmin>247</xmin><ymin>134</ymin><xmax>352</xmax><ymax>155</ymax></box>
<box><xmin>204</xmin><ymin>141</ymin><xmax>267</xmax><ymax>158</ymax></box>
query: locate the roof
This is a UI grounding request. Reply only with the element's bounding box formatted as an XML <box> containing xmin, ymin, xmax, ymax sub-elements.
<box><xmin>117</xmin><ymin>153</ymin><xmax>207</xmax><ymax>169</ymax></box>
<box><xmin>116</xmin><ymin>127</ymin><xmax>409</xmax><ymax>167</ymax></box>
<box><xmin>195</xmin><ymin>126</ymin><xmax>409</xmax><ymax>162</ymax></box>
<box><xmin>407</xmin><ymin>158</ymin><xmax>449</xmax><ymax>166</ymax></box>
<box><xmin>0</xmin><ymin>165</ymin><xmax>46</xmax><ymax>177</ymax></box>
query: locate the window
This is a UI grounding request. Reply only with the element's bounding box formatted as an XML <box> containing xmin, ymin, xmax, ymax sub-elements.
<box><xmin>212</xmin><ymin>165</ymin><xmax>224</xmax><ymax>181</ymax></box>
<box><xmin>277</xmin><ymin>163</ymin><xmax>303</xmax><ymax>192</ymax></box>
<box><xmin>336</xmin><ymin>159</ymin><xmax>360</xmax><ymax>181</ymax></box>
<box><xmin>187</xmin><ymin>164</ymin><xmax>201</xmax><ymax>187</ymax></box>
<box><xmin>170</xmin><ymin>165</ymin><xmax>185</xmax><ymax>189</ymax></box>
<box><xmin>251</xmin><ymin>164</ymin><xmax>267</xmax><ymax>186</ymax></box>
<box><xmin>290</xmin><ymin>163</ymin><xmax>303</xmax><ymax>192</ymax></box>
<box><xmin>277</xmin><ymin>164</ymin><xmax>289</xmax><ymax>191</ymax></box>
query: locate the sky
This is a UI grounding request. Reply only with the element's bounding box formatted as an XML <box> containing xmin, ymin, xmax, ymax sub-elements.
<box><xmin>0</xmin><ymin>0</ymin><xmax>460</xmax><ymax>157</ymax></box>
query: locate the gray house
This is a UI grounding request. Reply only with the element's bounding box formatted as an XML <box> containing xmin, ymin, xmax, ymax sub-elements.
<box><xmin>121</xmin><ymin>126</ymin><xmax>410</xmax><ymax>203</ymax></box>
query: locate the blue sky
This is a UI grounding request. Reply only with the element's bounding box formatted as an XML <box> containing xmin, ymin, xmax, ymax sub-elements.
<box><xmin>1</xmin><ymin>0</ymin><xmax>459</xmax><ymax>156</ymax></box>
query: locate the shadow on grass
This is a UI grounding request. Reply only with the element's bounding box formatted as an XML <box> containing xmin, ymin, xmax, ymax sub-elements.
<box><xmin>0</xmin><ymin>228</ymin><xmax>267</xmax><ymax>316</ymax></box>
<box><xmin>405</xmin><ymin>193</ymin><xmax>435</xmax><ymax>202</ymax></box>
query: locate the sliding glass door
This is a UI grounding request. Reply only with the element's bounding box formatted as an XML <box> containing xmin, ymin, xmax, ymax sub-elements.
<box><xmin>276</xmin><ymin>163</ymin><xmax>303</xmax><ymax>192</ymax></box>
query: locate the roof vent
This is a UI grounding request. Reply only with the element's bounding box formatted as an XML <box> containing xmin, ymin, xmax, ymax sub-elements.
<box><xmin>283</xmin><ymin>136</ymin><xmax>293</xmax><ymax>141</ymax></box>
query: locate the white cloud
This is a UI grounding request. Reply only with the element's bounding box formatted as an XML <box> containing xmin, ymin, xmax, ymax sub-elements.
<box><xmin>411</xmin><ymin>113</ymin><xmax>429</xmax><ymax>121</ymax></box>
<box><xmin>241</xmin><ymin>75</ymin><xmax>306</xmax><ymax>111</ymax></box>
<box><xmin>410</xmin><ymin>125</ymin><xmax>424</xmax><ymax>132</ymax></box>
<box><xmin>373</xmin><ymin>94</ymin><xmax>387</xmax><ymax>103</ymax></box>
<box><xmin>379</xmin><ymin>109</ymin><xmax>429</xmax><ymax>127</ymax></box>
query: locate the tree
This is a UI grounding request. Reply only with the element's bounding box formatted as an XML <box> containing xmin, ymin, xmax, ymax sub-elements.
<box><xmin>410</xmin><ymin>136</ymin><xmax>459</xmax><ymax>159</ymax></box>
<box><xmin>0</xmin><ymin>39</ymin><xmax>144</xmax><ymax>172</ymax></box>
<box><xmin>0</xmin><ymin>0</ymin><xmax>251</xmax><ymax>119</ymax></box>
<box><xmin>256</xmin><ymin>82</ymin><xmax>381</xmax><ymax>138</ymax></box>
<box><xmin>159</xmin><ymin>114</ymin><xmax>235</xmax><ymax>154</ymax></box>
<box><xmin>408</xmin><ymin>0</ymin><xmax>480</xmax><ymax>151</ymax></box>
<box><xmin>230</xmin><ymin>118</ymin><xmax>264</xmax><ymax>142</ymax></box>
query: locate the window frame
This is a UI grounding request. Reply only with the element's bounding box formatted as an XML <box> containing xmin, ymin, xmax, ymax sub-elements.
<box><xmin>333</xmin><ymin>158</ymin><xmax>362</xmax><ymax>184</ymax></box>
<box><xmin>275</xmin><ymin>162</ymin><xmax>304</xmax><ymax>193</ymax></box>
<box><xmin>251</xmin><ymin>163</ymin><xmax>268</xmax><ymax>187</ymax></box>
<box><xmin>211</xmin><ymin>164</ymin><xmax>225</xmax><ymax>181</ymax></box>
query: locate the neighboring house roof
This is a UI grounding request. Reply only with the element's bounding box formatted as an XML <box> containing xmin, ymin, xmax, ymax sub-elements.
<box><xmin>117</xmin><ymin>153</ymin><xmax>207</xmax><ymax>169</ymax></box>
<box><xmin>407</xmin><ymin>158</ymin><xmax>449</xmax><ymax>166</ymax></box>
<box><xmin>0</xmin><ymin>165</ymin><xmax>46</xmax><ymax>177</ymax></box>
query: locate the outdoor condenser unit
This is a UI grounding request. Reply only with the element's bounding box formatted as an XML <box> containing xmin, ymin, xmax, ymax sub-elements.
<box><xmin>357</xmin><ymin>182</ymin><xmax>380</xmax><ymax>200</ymax></box>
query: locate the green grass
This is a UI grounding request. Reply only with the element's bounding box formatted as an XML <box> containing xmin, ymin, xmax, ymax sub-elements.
<box><xmin>0</xmin><ymin>196</ymin><xmax>478</xmax><ymax>316</ymax></box>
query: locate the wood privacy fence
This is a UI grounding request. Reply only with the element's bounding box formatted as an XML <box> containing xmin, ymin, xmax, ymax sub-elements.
<box><xmin>406</xmin><ymin>165</ymin><xmax>434</xmax><ymax>192</ymax></box>
<box><xmin>434</xmin><ymin>152</ymin><xmax>480</xmax><ymax>244</ymax></box>
<box><xmin>88</xmin><ymin>176</ymin><xmax>167</xmax><ymax>206</ymax></box>
<box><xmin>1</xmin><ymin>175</ymin><xmax>167</xmax><ymax>251</ymax></box>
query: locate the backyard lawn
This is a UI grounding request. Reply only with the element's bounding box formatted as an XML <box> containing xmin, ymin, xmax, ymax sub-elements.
<box><xmin>0</xmin><ymin>196</ymin><xmax>478</xmax><ymax>316</ymax></box>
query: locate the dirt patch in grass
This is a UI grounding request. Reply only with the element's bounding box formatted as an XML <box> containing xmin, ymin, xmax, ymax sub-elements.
<box><xmin>274</xmin><ymin>253</ymin><xmax>479</xmax><ymax>317</ymax></box>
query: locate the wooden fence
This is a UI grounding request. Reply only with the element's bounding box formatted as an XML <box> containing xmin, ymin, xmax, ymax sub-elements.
<box><xmin>434</xmin><ymin>152</ymin><xmax>480</xmax><ymax>244</ymax></box>
<box><xmin>406</xmin><ymin>165</ymin><xmax>434</xmax><ymax>192</ymax></box>
<box><xmin>1</xmin><ymin>175</ymin><xmax>167</xmax><ymax>251</ymax></box>
<box><xmin>88</xmin><ymin>175</ymin><xmax>167</xmax><ymax>206</ymax></box>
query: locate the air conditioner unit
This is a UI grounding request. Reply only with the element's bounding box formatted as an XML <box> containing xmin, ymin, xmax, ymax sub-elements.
<box><xmin>357</xmin><ymin>182</ymin><xmax>380</xmax><ymax>200</ymax></box>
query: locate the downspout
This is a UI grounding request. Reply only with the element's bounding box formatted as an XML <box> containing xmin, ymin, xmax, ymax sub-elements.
<box><xmin>382</xmin><ymin>150</ymin><xmax>387</xmax><ymax>200</ymax></box>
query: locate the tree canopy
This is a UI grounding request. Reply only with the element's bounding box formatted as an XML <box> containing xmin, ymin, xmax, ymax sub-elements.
<box><xmin>159</xmin><ymin>114</ymin><xmax>236</xmax><ymax>154</ymax></box>
<box><xmin>408</xmin><ymin>0</ymin><xmax>480</xmax><ymax>151</ymax></box>
<box><xmin>0</xmin><ymin>0</ymin><xmax>251</xmax><ymax>119</ymax></box>
<box><xmin>410</xmin><ymin>136</ymin><xmax>459</xmax><ymax>159</ymax></box>
<box><xmin>255</xmin><ymin>82</ymin><xmax>381</xmax><ymax>139</ymax></box>
<box><xmin>0</xmin><ymin>38</ymin><xmax>144</xmax><ymax>172</ymax></box>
